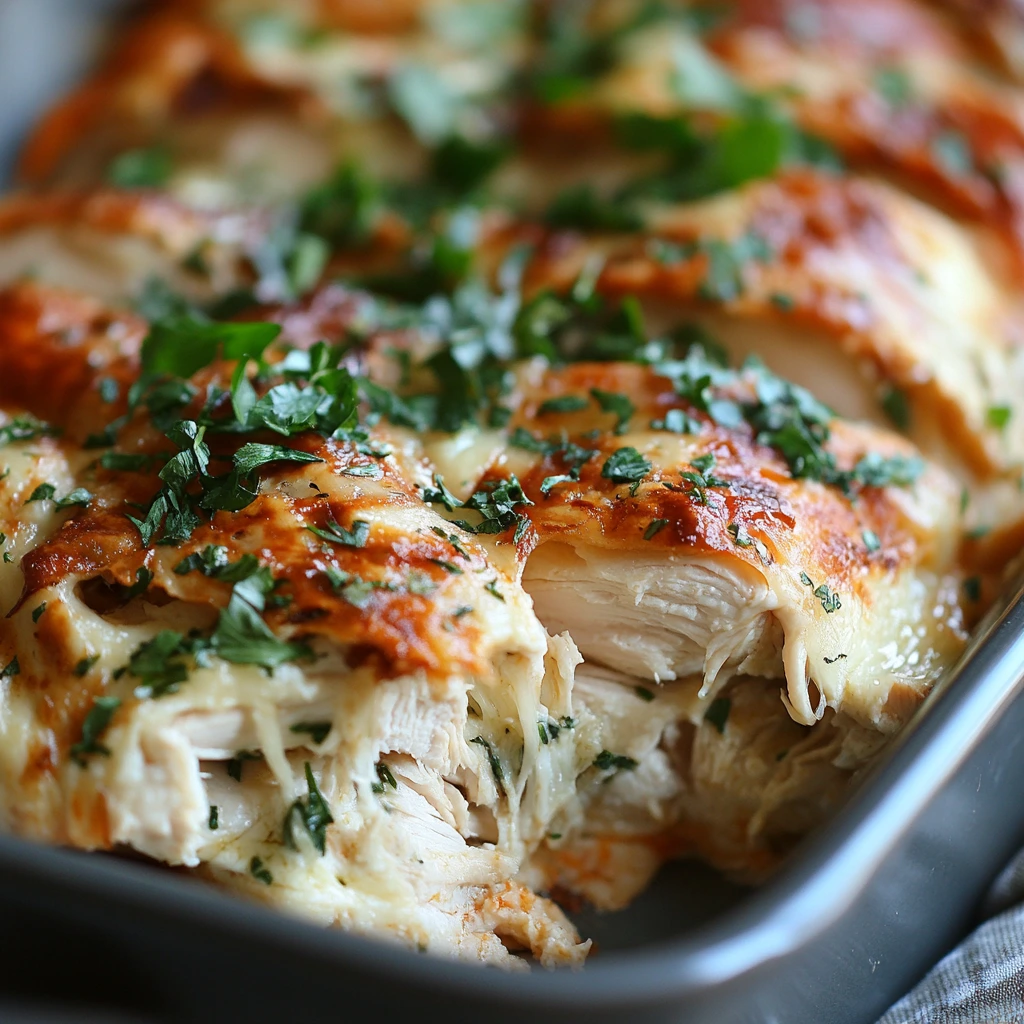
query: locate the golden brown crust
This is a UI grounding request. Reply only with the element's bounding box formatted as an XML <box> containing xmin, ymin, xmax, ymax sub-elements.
<box><xmin>501</xmin><ymin>361</ymin><xmax>938</xmax><ymax>593</ymax></box>
<box><xmin>0</xmin><ymin>283</ymin><xmax>143</xmax><ymax>441</ymax></box>
<box><xmin>17</xmin><ymin>11</ymin><xmax>306</xmax><ymax>186</ymax></box>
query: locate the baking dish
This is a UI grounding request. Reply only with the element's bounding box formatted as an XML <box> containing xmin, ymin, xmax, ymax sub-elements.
<box><xmin>0</xmin><ymin>576</ymin><xmax>1022</xmax><ymax>1024</ymax></box>
<box><xmin>2</xmin><ymin>3</ymin><xmax>1024</xmax><ymax>1022</ymax></box>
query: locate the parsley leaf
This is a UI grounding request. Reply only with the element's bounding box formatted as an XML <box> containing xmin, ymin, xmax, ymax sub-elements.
<box><xmin>284</xmin><ymin>761</ymin><xmax>334</xmax><ymax>855</ymax></box>
<box><xmin>880</xmin><ymin>386</ymin><xmax>911</xmax><ymax>431</ymax></box>
<box><xmin>70</xmin><ymin>696</ymin><xmax>121</xmax><ymax>767</ymax></box>
<box><xmin>538</xmin><ymin>395</ymin><xmax>589</xmax><ymax>415</ymax></box>
<box><xmin>874</xmin><ymin>66</ymin><xmax>913</xmax><ymax>107</ymax></box>
<box><xmin>306</xmin><ymin>516</ymin><xmax>370</xmax><ymax>548</ymax></box>
<box><xmin>372</xmin><ymin>761</ymin><xmax>398</xmax><ymax>793</ymax></box>
<box><xmin>470</xmin><ymin>736</ymin><xmax>505</xmax><ymax>794</ymax></box>
<box><xmin>140</xmin><ymin>318</ymin><xmax>280</xmax><ymax>379</ymax></box>
<box><xmin>25</xmin><ymin>483</ymin><xmax>55</xmax><ymax>503</ymax></box>
<box><xmin>213</xmin><ymin>568</ymin><xmax>312</xmax><ymax>670</ymax></box>
<box><xmin>232</xmin><ymin>443</ymin><xmax>323</xmax><ymax>476</ymax></box>
<box><xmin>249</xmin><ymin>856</ymin><xmax>273</xmax><ymax>885</ymax></box>
<box><xmin>704</xmin><ymin>697</ymin><xmax>731</xmax><ymax>733</ymax></box>
<box><xmin>644</xmin><ymin>518</ymin><xmax>669</xmax><ymax>540</ymax></box>
<box><xmin>0</xmin><ymin>415</ymin><xmax>55</xmax><ymax>448</ymax></box>
<box><xmin>591</xmin><ymin>388</ymin><xmax>634</xmax><ymax>434</ymax></box>
<box><xmin>545</xmin><ymin>184</ymin><xmax>644</xmax><ymax>232</ymax></box>
<box><xmin>174</xmin><ymin>546</ymin><xmax>259</xmax><ymax>582</ymax></box>
<box><xmin>800</xmin><ymin>571</ymin><xmax>842</xmax><ymax>613</ymax></box>
<box><xmin>388</xmin><ymin>64</ymin><xmax>459</xmax><ymax>144</ymax></box>
<box><xmin>107</xmin><ymin>146</ymin><xmax>172</xmax><ymax>189</ymax></box>
<box><xmin>323</xmin><ymin>567</ymin><xmax>395</xmax><ymax>609</ymax></box>
<box><xmin>987</xmin><ymin>404</ymin><xmax>1013</xmax><ymax>430</ymax></box>
<box><xmin>290</xmin><ymin>721</ymin><xmax>332</xmax><ymax>744</ymax></box>
<box><xmin>601</xmin><ymin>447</ymin><xmax>651</xmax><ymax>484</ymax></box>
<box><xmin>55</xmin><ymin>488</ymin><xmax>93</xmax><ymax>509</ymax></box>
<box><xmin>126</xmin><ymin>630</ymin><xmax>193</xmax><ymax>698</ymax></box>
<box><xmin>593</xmin><ymin>750</ymin><xmax>639</xmax><ymax>772</ymax></box>
<box><xmin>462</xmin><ymin>475</ymin><xmax>533</xmax><ymax>541</ymax></box>
<box><xmin>299</xmin><ymin>163</ymin><xmax>382</xmax><ymax>248</ymax></box>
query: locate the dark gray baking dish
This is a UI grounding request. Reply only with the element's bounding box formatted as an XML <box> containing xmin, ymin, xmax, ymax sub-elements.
<box><xmin>3</xmin><ymin>4</ymin><xmax>1024</xmax><ymax>1023</ymax></box>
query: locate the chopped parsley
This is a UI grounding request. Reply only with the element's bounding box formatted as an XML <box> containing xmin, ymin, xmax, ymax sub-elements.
<box><xmin>874</xmin><ymin>66</ymin><xmax>913</xmax><ymax>107</ymax></box>
<box><xmin>676</xmin><ymin>452</ymin><xmax>730</xmax><ymax>505</ymax></box>
<box><xmin>470</xmin><ymin>736</ymin><xmax>505</xmax><ymax>794</ymax></box>
<box><xmin>800</xmin><ymin>571</ymin><xmax>842</xmax><ymax>613</ymax></box>
<box><xmin>70</xmin><ymin>696</ymin><xmax>121</xmax><ymax>767</ymax></box>
<box><xmin>862</xmin><ymin>530</ymin><xmax>881</xmax><ymax>553</ymax></box>
<box><xmin>601</xmin><ymin>447</ymin><xmax>651</xmax><ymax>484</ymax></box>
<box><xmin>284</xmin><ymin>761</ymin><xmax>334</xmax><ymax>855</ymax></box>
<box><xmin>591</xmin><ymin>388</ymin><xmax>634</xmax><ymax>434</ymax></box>
<box><xmin>55</xmin><ymin>488</ymin><xmax>93</xmax><ymax>509</ymax></box>
<box><xmin>290</xmin><ymin>721</ymin><xmax>332</xmax><ymax>745</ymax></box>
<box><xmin>208</xmin><ymin>567</ymin><xmax>312</xmax><ymax>670</ymax></box>
<box><xmin>538</xmin><ymin>394</ymin><xmax>590</xmax><ymax>415</ymax></box>
<box><xmin>537</xmin><ymin>716</ymin><xmax>576</xmax><ymax>744</ymax></box>
<box><xmin>634</xmin><ymin>685</ymin><xmax>656</xmax><ymax>702</ymax></box>
<box><xmin>208</xmin><ymin>805</ymin><xmax>219</xmax><ymax>830</ymax></box>
<box><xmin>226</xmin><ymin>750</ymin><xmax>262</xmax><ymax>782</ymax></box>
<box><xmin>456</xmin><ymin>475</ymin><xmax>533</xmax><ymax>542</ymax></box>
<box><xmin>100</xmin><ymin>452</ymin><xmax>155</xmax><ymax>472</ymax></box>
<box><xmin>931</xmin><ymin>130</ymin><xmax>974</xmax><ymax>178</ymax></box>
<box><xmin>372</xmin><ymin>761</ymin><xmax>398</xmax><ymax>794</ymax></box>
<box><xmin>74</xmin><ymin>656</ymin><xmax>100</xmax><ymax>677</ymax></box>
<box><xmin>324</xmin><ymin>567</ymin><xmax>396</xmax><ymax>608</ymax></box>
<box><xmin>0</xmin><ymin>415</ymin><xmax>55</xmax><ymax>449</ymax></box>
<box><xmin>593</xmin><ymin>750</ymin><xmax>639</xmax><ymax>772</ymax></box>
<box><xmin>651</xmin><ymin>408</ymin><xmax>699</xmax><ymax>434</ymax></box>
<box><xmin>231</xmin><ymin>443</ymin><xmax>323</xmax><ymax>476</ymax></box>
<box><xmin>987</xmin><ymin>405</ymin><xmax>1013</xmax><ymax>430</ymax></box>
<box><xmin>880</xmin><ymin>386</ymin><xmax>911</xmax><ymax>431</ymax></box>
<box><xmin>509</xmin><ymin>429</ymin><xmax>598</xmax><ymax>495</ymax></box>
<box><xmin>964</xmin><ymin>576</ymin><xmax>982</xmax><ymax>602</ymax></box>
<box><xmin>126</xmin><ymin>561</ymin><xmax>311</xmax><ymax>696</ymax></box>
<box><xmin>545</xmin><ymin>184</ymin><xmax>645</xmax><ymax>232</ymax></box>
<box><xmin>644</xmin><ymin>518</ymin><xmax>669</xmax><ymax>540</ymax></box>
<box><xmin>428</xmin><ymin>558</ymin><xmax>463</xmax><ymax>575</ymax></box>
<box><xmin>407</xmin><ymin>571</ymin><xmax>437</xmax><ymax>596</ymax></box>
<box><xmin>124</xmin><ymin>630</ymin><xmax>193</xmax><ymax>698</ymax></box>
<box><xmin>25</xmin><ymin>483</ymin><xmax>55</xmax><ymax>504</ymax></box>
<box><xmin>249</xmin><ymin>856</ymin><xmax>273</xmax><ymax>885</ymax></box>
<box><xmin>704</xmin><ymin>696</ymin><xmax>731</xmax><ymax>734</ymax></box>
<box><xmin>124</xmin><ymin>567</ymin><xmax>154</xmax><ymax>600</ymax></box>
<box><xmin>727</xmin><ymin>522</ymin><xmax>752</xmax><ymax>547</ymax></box>
<box><xmin>107</xmin><ymin>146</ymin><xmax>172</xmax><ymax>189</ymax></box>
<box><xmin>306</xmin><ymin>516</ymin><xmax>371</xmax><ymax>548</ymax></box>
<box><xmin>31</xmin><ymin>603</ymin><xmax>46</xmax><ymax>623</ymax></box>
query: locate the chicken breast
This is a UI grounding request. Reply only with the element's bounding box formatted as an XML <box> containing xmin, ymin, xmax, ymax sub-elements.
<box><xmin>14</xmin><ymin>0</ymin><xmax>521</xmax><ymax>207</ymax></box>
<box><xmin>0</xmin><ymin>0</ymin><xmax>1011</xmax><ymax>968</ymax></box>
<box><xmin>266</xmin><ymin>280</ymin><xmax>968</xmax><ymax>888</ymax></box>
<box><xmin>0</xmin><ymin>283</ymin><xmax>591</xmax><ymax>966</ymax></box>
<box><xmin>460</xmin><ymin>175</ymin><xmax>1024</xmax><ymax>560</ymax></box>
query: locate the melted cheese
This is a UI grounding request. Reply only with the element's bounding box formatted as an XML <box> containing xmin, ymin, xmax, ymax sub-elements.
<box><xmin>0</xmin><ymin>0</ymin><xmax>1015</xmax><ymax>969</ymax></box>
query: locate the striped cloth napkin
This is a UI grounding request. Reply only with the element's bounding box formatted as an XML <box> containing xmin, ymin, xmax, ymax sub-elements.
<box><xmin>878</xmin><ymin>849</ymin><xmax>1024</xmax><ymax>1023</ymax></box>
